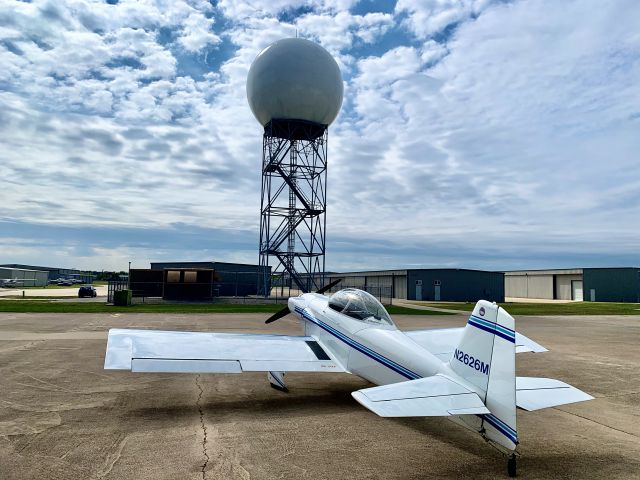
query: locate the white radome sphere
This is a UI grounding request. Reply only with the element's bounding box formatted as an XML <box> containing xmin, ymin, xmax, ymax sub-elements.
<box><xmin>247</xmin><ymin>38</ymin><xmax>343</xmax><ymax>127</ymax></box>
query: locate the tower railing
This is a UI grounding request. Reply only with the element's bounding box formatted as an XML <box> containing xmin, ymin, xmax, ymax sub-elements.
<box><xmin>259</xmin><ymin>119</ymin><xmax>328</xmax><ymax>295</ymax></box>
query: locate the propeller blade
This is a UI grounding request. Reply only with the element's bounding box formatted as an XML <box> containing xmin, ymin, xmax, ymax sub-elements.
<box><xmin>265</xmin><ymin>305</ymin><xmax>291</xmax><ymax>324</ymax></box>
<box><xmin>316</xmin><ymin>278</ymin><xmax>342</xmax><ymax>295</ymax></box>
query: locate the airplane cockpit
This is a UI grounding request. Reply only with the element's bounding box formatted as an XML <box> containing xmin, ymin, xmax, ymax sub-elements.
<box><xmin>327</xmin><ymin>288</ymin><xmax>394</xmax><ymax>325</ymax></box>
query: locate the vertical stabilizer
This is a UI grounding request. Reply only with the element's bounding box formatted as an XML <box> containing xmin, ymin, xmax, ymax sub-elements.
<box><xmin>483</xmin><ymin>307</ymin><xmax>517</xmax><ymax>450</ymax></box>
<box><xmin>449</xmin><ymin>301</ymin><xmax>517</xmax><ymax>450</ymax></box>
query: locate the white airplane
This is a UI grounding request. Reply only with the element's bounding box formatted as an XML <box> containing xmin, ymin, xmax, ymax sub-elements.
<box><xmin>104</xmin><ymin>282</ymin><xmax>593</xmax><ymax>477</ymax></box>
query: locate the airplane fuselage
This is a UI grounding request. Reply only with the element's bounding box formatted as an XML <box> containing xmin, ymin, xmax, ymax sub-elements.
<box><xmin>290</xmin><ymin>293</ymin><xmax>463</xmax><ymax>389</ymax></box>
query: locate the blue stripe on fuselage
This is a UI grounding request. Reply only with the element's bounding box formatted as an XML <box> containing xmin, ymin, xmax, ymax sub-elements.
<box><xmin>295</xmin><ymin>306</ymin><xmax>517</xmax><ymax>443</ymax></box>
<box><xmin>295</xmin><ymin>306</ymin><xmax>420</xmax><ymax>380</ymax></box>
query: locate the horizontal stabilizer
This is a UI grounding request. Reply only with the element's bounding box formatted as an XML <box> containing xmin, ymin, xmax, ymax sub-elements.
<box><xmin>404</xmin><ymin>327</ymin><xmax>547</xmax><ymax>360</ymax></box>
<box><xmin>515</xmin><ymin>333</ymin><xmax>547</xmax><ymax>353</ymax></box>
<box><xmin>516</xmin><ymin>377</ymin><xmax>594</xmax><ymax>411</ymax></box>
<box><xmin>352</xmin><ymin>374</ymin><xmax>490</xmax><ymax>417</ymax></box>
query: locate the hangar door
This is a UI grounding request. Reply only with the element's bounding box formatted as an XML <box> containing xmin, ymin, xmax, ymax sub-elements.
<box><xmin>572</xmin><ymin>280</ymin><xmax>583</xmax><ymax>301</ymax></box>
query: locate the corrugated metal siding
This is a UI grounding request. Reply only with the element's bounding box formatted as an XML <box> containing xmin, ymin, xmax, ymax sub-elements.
<box><xmin>0</xmin><ymin>268</ymin><xmax>48</xmax><ymax>287</ymax></box>
<box><xmin>393</xmin><ymin>275</ymin><xmax>407</xmax><ymax>299</ymax></box>
<box><xmin>505</xmin><ymin>270</ymin><xmax>581</xmax><ymax>300</ymax></box>
<box><xmin>506</xmin><ymin>269</ymin><xmax>583</xmax><ymax>276</ymax></box>
<box><xmin>407</xmin><ymin>270</ymin><xmax>504</xmax><ymax>302</ymax></box>
<box><xmin>505</xmin><ymin>275</ymin><xmax>528</xmax><ymax>298</ymax></box>
<box><xmin>527</xmin><ymin>275</ymin><xmax>554</xmax><ymax>299</ymax></box>
<box><xmin>583</xmin><ymin>268</ymin><xmax>640</xmax><ymax>302</ymax></box>
<box><xmin>327</xmin><ymin>272</ymin><xmax>408</xmax><ymax>299</ymax></box>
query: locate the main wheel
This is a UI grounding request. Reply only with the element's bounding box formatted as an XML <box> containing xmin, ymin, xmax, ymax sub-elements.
<box><xmin>507</xmin><ymin>455</ymin><xmax>517</xmax><ymax>477</ymax></box>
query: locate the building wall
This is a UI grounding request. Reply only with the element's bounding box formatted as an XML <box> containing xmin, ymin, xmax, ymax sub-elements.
<box><xmin>326</xmin><ymin>271</ymin><xmax>407</xmax><ymax>299</ymax></box>
<box><xmin>529</xmin><ymin>275</ymin><xmax>554</xmax><ymax>299</ymax></box>
<box><xmin>0</xmin><ymin>264</ymin><xmax>93</xmax><ymax>282</ymax></box>
<box><xmin>505</xmin><ymin>274</ymin><xmax>554</xmax><ymax>299</ymax></box>
<box><xmin>505</xmin><ymin>275</ymin><xmax>528</xmax><ymax>298</ymax></box>
<box><xmin>0</xmin><ymin>268</ymin><xmax>48</xmax><ymax>287</ymax></box>
<box><xmin>583</xmin><ymin>268</ymin><xmax>640</xmax><ymax>302</ymax></box>
<box><xmin>407</xmin><ymin>269</ymin><xmax>504</xmax><ymax>302</ymax></box>
<box><xmin>150</xmin><ymin>261</ymin><xmax>270</xmax><ymax>296</ymax></box>
<box><xmin>505</xmin><ymin>270</ymin><xmax>585</xmax><ymax>300</ymax></box>
<box><xmin>555</xmin><ymin>274</ymin><xmax>583</xmax><ymax>300</ymax></box>
<box><xmin>393</xmin><ymin>274</ymin><xmax>407</xmax><ymax>299</ymax></box>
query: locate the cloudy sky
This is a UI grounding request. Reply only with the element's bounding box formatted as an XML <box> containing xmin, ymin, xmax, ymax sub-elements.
<box><xmin>0</xmin><ymin>0</ymin><xmax>638</xmax><ymax>272</ymax></box>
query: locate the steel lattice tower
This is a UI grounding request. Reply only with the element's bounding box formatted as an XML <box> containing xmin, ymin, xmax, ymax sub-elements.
<box><xmin>259</xmin><ymin>119</ymin><xmax>328</xmax><ymax>295</ymax></box>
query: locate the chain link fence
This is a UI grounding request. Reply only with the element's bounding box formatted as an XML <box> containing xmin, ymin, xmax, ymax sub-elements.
<box><xmin>110</xmin><ymin>273</ymin><xmax>393</xmax><ymax>305</ymax></box>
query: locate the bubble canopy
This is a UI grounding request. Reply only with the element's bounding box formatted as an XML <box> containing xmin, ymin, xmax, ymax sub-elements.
<box><xmin>246</xmin><ymin>38</ymin><xmax>344</xmax><ymax>127</ymax></box>
<box><xmin>327</xmin><ymin>288</ymin><xmax>394</xmax><ymax>325</ymax></box>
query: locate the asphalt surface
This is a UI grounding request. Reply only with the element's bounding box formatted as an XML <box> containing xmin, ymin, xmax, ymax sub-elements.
<box><xmin>0</xmin><ymin>312</ymin><xmax>638</xmax><ymax>480</ymax></box>
<box><xmin>0</xmin><ymin>285</ymin><xmax>108</xmax><ymax>298</ymax></box>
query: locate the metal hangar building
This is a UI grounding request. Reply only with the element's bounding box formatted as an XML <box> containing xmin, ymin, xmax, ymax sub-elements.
<box><xmin>505</xmin><ymin>267</ymin><xmax>640</xmax><ymax>302</ymax></box>
<box><xmin>326</xmin><ymin>268</ymin><xmax>505</xmax><ymax>303</ymax></box>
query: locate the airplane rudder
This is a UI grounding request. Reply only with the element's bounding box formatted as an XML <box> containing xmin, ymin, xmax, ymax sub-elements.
<box><xmin>449</xmin><ymin>300</ymin><xmax>500</xmax><ymax>395</ymax></box>
<box><xmin>483</xmin><ymin>306</ymin><xmax>517</xmax><ymax>450</ymax></box>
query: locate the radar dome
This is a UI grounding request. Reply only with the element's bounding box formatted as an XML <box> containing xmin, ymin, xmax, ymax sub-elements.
<box><xmin>247</xmin><ymin>38</ymin><xmax>343</xmax><ymax>127</ymax></box>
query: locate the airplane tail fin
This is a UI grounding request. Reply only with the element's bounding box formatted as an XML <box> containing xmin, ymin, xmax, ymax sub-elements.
<box><xmin>449</xmin><ymin>301</ymin><xmax>518</xmax><ymax>450</ymax></box>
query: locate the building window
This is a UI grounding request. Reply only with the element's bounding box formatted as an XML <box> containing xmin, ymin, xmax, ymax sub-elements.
<box><xmin>167</xmin><ymin>271</ymin><xmax>180</xmax><ymax>283</ymax></box>
<box><xmin>434</xmin><ymin>280</ymin><xmax>441</xmax><ymax>286</ymax></box>
<box><xmin>184</xmin><ymin>271</ymin><xmax>197</xmax><ymax>283</ymax></box>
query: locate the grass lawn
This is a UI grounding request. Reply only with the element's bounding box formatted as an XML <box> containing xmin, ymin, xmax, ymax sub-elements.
<box><xmin>416</xmin><ymin>301</ymin><xmax>640</xmax><ymax>315</ymax></box>
<box><xmin>0</xmin><ymin>300</ymin><xmax>450</xmax><ymax>315</ymax></box>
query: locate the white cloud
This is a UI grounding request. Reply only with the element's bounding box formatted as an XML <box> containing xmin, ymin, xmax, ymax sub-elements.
<box><xmin>0</xmin><ymin>0</ymin><xmax>639</xmax><ymax>271</ymax></box>
<box><xmin>395</xmin><ymin>0</ymin><xmax>492</xmax><ymax>40</ymax></box>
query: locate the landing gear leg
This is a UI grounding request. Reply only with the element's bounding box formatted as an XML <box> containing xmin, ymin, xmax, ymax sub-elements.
<box><xmin>267</xmin><ymin>371</ymin><xmax>288</xmax><ymax>392</ymax></box>
<box><xmin>507</xmin><ymin>454</ymin><xmax>517</xmax><ymax>478</ymax></box>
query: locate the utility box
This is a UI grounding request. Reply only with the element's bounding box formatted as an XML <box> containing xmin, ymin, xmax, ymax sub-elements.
<box><xmin>113</xmin><ymin>289</ymin><xmax>132</xmax><ymax>306</ymax></box>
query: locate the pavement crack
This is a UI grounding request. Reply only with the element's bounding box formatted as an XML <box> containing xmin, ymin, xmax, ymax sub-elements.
<box><xmin>556</xmin><ymin>408</ymin><xmax>638</xmax><ymax>438</ymax></box>
<box><xmin>195</xmin><ymin>374</ymin><xmax>209</xmax><ymax>479</ymax></box>
<box><xmin>96</xmin><ymin>435</ymin><xmax>129</xmax><ymax>478</ymax></box>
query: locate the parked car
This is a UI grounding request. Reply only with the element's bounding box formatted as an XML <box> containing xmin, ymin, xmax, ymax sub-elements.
<box><xmin>78</xmin><ymin>286</ymin><xmax>97</xmax><ymax>298</ymax></box>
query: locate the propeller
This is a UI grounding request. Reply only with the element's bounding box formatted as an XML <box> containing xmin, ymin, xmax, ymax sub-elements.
<box><xmin>264</xmin><ymin>278</ymin><xmax>342</xmax><ymax>324</ymax></box>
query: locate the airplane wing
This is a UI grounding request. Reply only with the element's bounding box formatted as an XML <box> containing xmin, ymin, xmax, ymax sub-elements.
<box><xmin>404</xmin><ymin>327</ymin><xmax>547</xmax><ymax>360</ymax></box>
<box><xmin>104</xmin><ymin>329</ymin><xmax>345</xmax><ymax>373</ymax></box>
<box><xmin>352</xmin><ymin>374</ymin><xmax>490</xmax><ymax>417</ymax></box>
